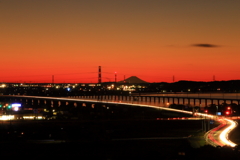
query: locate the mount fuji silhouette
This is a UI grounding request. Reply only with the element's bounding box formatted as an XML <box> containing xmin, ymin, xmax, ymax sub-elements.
<box><xmin>118</xmin><ymin>76</ymin><xmax>148</xmax><ymax>83</ymax></box>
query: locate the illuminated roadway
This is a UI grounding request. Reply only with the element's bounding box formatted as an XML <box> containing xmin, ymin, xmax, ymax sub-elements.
<box><xmin>0</xmin><ymin>95</ymin><xmax>238</xmax><ymax>147</ymax></box>
<box><xmin>204</xmin><ymin>117</ymin><xmax>237</xmax><ymax>147</ymax></box>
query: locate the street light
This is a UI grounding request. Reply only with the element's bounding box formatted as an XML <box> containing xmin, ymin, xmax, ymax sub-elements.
<box><xmin>166</xmin><ymin>102</ymin><xmax>169</xmax><ymax>107</ymax></box>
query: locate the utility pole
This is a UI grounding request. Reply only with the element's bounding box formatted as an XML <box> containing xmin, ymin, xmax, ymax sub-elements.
<box><xmin>115</xmin><ymin>72</ymin><xmax>117</xmax><ymax>83</ymax></box>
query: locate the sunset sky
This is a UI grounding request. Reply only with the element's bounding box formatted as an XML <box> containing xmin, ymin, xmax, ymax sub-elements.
<box><xmin>1</xmin><ymin>0</ymin><xmax>240</xmax><ymax>83</ymax></box>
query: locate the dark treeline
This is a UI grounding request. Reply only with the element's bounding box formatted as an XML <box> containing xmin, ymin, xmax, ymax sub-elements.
<box><xmin>149</xmin><ymin>80</ymin><xmax>240</xmax><ymax>93</ymax></box>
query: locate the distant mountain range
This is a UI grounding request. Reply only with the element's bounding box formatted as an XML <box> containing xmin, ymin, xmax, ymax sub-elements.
<box><xmin>118</xmin><ymin>76</ymin><xmax>148</xmax><ymax>83</ymax></box>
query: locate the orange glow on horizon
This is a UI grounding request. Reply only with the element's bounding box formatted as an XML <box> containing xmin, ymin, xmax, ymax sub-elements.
<box><xmin>0</xmin><ymin>1</ymin><xmax>240</xmax><ymax>83</ymax></box>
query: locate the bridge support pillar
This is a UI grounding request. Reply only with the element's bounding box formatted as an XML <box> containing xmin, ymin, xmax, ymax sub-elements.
<box><xmin>53</xmin><ymin>100</ymin><xmax>59</xmax><ymax>108</ymax></box>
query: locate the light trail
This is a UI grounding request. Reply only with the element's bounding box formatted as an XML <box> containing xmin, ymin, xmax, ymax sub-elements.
<box><xmin>205</xmin><ymin>121</ymin><xmax>227</xmax><ymax>147</ymax></box>
<box><xmin>219</xmin><ymin>118</ymin><xmax>237</xmax><ymax>147</ymax></box>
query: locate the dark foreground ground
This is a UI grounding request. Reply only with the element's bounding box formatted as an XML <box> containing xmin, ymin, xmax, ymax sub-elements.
<box><xmin>0</xmin><ymin>119</ymin><xmax>203</xmax><ymax>140</ymax></box>
<box><xmin>1</xmin><ymin>139</ymin><xmax>240</xmax><ymax>159</ymax></box>
<box><xmin>1</xmin><ymin>119</ymin><xmax>240</xmax><ymax>159</ymax></box>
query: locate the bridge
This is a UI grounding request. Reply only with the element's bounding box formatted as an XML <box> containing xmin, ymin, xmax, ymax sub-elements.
<box><xmin>71</xmin><ymin>93</ymin><xmax>240</xmax><ymax>106</ymax></box>
<box><xmin>1</xmin><ymin>93</ymin><xmax>240</xmax><ymax>108</ymax></box>
<box><xmin>0</xmin><ymin>94</ymin><xmax>238</xmax><ymax>147</ymax></box>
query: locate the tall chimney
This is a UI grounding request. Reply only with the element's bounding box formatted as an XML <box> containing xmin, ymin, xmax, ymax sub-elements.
<box><xmin>98</xmin><ymin>66</ymin><xmax>101</xmax><ymax>83</ymax></box>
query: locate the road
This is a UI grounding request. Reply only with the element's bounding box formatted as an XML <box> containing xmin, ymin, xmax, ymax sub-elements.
<box><xmin>205</xmin><ymin>117</ymin><xmax>237</xmax><ymax>147</ymax></box>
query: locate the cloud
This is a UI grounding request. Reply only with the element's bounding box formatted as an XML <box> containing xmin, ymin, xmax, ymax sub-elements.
<box><xmin>191</xmin><ymin>43</ymin><xmax>220</xmax><ymax>48</ymax></box>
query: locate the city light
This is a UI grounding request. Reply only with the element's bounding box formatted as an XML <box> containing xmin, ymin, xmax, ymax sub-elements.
<box><xmin>0</xmin><ymin>115</ymin><xmax>14</xmax><ymax>120</ymax></box>
<box><xmin>23</xmin><ymin>116</ymin><xmax>44</xmax><ymax>119</ymax></box>
<box><xmin>225</xmin><ymin>111</ymin><xmax>230</xmax><ymax>115</ymax></box>
<box><xmin>12</xmin><ymin>103</ymin><xmax>21</xmax><ymax>111</ymax></box>
<box><xmin>0</xmin><ymin>84</ymin><xmax>6</xmax><ymax>88</ymax></box>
